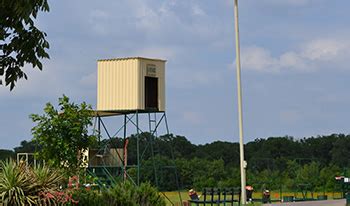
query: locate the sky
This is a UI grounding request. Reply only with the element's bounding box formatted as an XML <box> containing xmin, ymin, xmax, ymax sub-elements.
<box><xmin>1</xmin><ymin>0</ymin><xmax>350</xmax><ymax>149</ymax></box>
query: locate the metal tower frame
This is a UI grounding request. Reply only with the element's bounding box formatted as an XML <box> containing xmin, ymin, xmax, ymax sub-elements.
<box><xmin>89</xmin><ymin>110</ymin><xmax>182</xmax><ymax>205</ymax></box>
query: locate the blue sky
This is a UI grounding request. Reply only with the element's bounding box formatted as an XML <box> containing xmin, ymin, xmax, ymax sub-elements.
<box><xmin>1</xmin><ymin>0</ymin><xmax>350</xmax><ymax>149</ymax></box>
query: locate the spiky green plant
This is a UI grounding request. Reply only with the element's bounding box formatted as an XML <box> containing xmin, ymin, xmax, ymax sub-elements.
<box><xmin>0</xmin><ymin>161</ymin><xmax>37</xmax><ymax>205</ymax></box>
<box><xmin>0</xmin><ymin>160</ymin><xmax>65</xmax><ymax>206</ymax></box>
<box><xmin>34</xmin><ymin>164</ymin><xmax>64</xmax><ymax>193</ymax></box>
<box><xmin>33</xmin><ymin>164</ymin><xmax>65</xmax><ymax>206</ymax></box>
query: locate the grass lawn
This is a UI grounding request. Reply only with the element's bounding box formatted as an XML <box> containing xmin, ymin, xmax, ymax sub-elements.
<box><xmin>161</xmin><ymin>191</ymin><xmax>343</xmax><ymax>206</ymax></box>
<box><xmin>162</xmin><ymin>191</ymin><xmax>251</xmax><ymax>206</ymax></box>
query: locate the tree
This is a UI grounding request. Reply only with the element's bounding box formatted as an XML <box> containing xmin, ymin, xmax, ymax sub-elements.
<box><xmin>331</xmin><ymin>135</ymin><xmax>350</xmax><ymax>167</ymax></box>
<box><xmin>0</xmin><ymin>149</ymin><xmax>14</xmax><ymax>161</ymax></box>
<box><xmin>296</xmin><ymin>162</ymin><xmax>320</xmax><ymax>195</ymax></box>
<box><xmin>0</xmin><ymin>0</ymin><xmax>50</xmax><ymax>90</ymax></box>
<box><xmin>30</xmin><ymin>95</ymin><xmax>97</xmax><ymax>173</ymax></box>
<box><xmin>149</xmin><ymin>134</ymin><xmax>197</xmax><ymax>160</ymax></box>
<box><xmin>13</xmin><ymin>140</ymin><xmax>37</xmax><ymax>153</ymax></box>
<box><xmin>319</xmin><ymin>164</ymin><xmax>341</xmax><ymax>191</ymax></box>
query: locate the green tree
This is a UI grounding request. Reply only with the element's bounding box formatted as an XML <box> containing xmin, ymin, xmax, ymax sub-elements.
<box><xmin>331</xmin><ymin>135</ymin><xmax>350</xmax><ymax>167</ymax></box>
<box><xmin>30</xmin><ymin>95</ymin><xmax>96</xmax><ymax>173</ymax></box>
<box><xmin>289</xmin><ymin>161</ymin><xmax>322</xmax><ymax>198</ymax></box>
<box><xmin>319</xmin><ymin>164</ymin><xmax>341</xmax><ymax>191</ymax></box>
<box><xmin>0</xmin><ymin>149</ymin><xmax>14</xmax><ymax>161</ymax></box>
<box><xmin>13</xmin><ymin>140</ymin><xmax>37</xmax><ymax>153</ymax></box>
<box><xmin>284</xmin><ymin>160</ymin><xmax>301</xmax><ymax>190</ymax></box>
<box><xmin>300</xmin><ymin>134</ymin><xmax>340</xmax><ymax>166</ymax></box>
<box><xmin>157</xmin><ymin>134</ymin><xmax>196</xmax><ymax>159</ymax></box>
<box><xmin>177</xmin><ymin>158</ymin><xmax>226</xmax><ymax>190</ymax></box>
<box><xmin>218</xmin><ymin>166</ymin><xmax>241</xmax><ymax>188</ymax></box>
<box><xmin>0</xmin><ymin>0</ymin><xmax>50</xmax><ymax>90</ymax></box>
<box><xmin>194</xmin><ymin>141</ymin><xmax>239</xmax><ymax>166</ymax></box>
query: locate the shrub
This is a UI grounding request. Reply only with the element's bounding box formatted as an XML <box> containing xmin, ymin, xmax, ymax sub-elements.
<box><xmin>101</xmin><ymin>181</ymin><xmax>166</xmax><ymax>206</ymax></box>
<box><xmin>71</xmin><ymin>188</ymin><xmax>103</xmax><ymax>206</ymax></box>
<box><xmin>34</xmin><ymin>164</ymin><xmax>64</xmax><ymax>192</ymax></box>
<box><xmin>137</xmin><ymin>182</ymin><xmax>166</xmax><ymax>206</ymax></box>
<box><xmin>0</xmin><ymin>163</ymin><xmax>166</xmax><ymax>206</ymax></box>
<box><xmin>0</xmin><ymin>161</ymin><xmax>37</xmax><ymax>205</ymax></box>
<box><xmin>0</xmin><ymin>160</ymin><xmax>65</xmax><ymax>206</ymax></box>
<box><xmin>103</xmin><ymin>181</ymin><xmax>138</xmax><ymax>206</ymax></box>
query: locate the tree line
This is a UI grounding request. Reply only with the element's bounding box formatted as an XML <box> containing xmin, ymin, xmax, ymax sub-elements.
<box><xmin>133</xmin><ymin>133</ymin><xmax>350</xmax><ymax>192</ymax></box>
<box><xmin>1</xmin><ymin>133</ymin><xmax>349</xmax><ymax>192</ymax></box>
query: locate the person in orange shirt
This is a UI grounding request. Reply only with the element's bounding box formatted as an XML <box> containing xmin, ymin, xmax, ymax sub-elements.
<box><xmin>188</xmin><ymin>189</ymin><xmax>200</xmax><ymax>201</ymax></box>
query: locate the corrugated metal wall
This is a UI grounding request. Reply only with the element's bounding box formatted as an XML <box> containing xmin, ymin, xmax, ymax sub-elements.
<box><xmin>97</xmin><ymin>57</ymin><xmax>165</xmax><ymax>111</ymax></box>
<box><xmin>139</xmin><ymin>59</ymin><xmax>165</xmax><ymax>111</ymax></box>
<box><xmin>97</xmin><ymin>58</ymin><xmax>139</xmax><ymax>111</ymax></box>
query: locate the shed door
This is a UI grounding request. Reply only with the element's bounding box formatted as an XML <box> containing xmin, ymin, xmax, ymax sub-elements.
<box><xmin>145</xmin><ymin>77</ymin><xmax>158</xmax><ymax>110</ymax></box>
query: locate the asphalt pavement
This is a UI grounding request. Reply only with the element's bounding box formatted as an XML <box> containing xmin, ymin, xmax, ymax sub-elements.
<box><xmin>263</xmin><ymin>199</ymin><xmax>346</xmax><ymax>206</ymax></box>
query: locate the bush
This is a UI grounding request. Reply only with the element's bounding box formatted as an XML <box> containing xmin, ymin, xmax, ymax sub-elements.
<box><xmin>101</xmin><ymin>181</ymin><xmax>165</xmax><ymax>206</ymax></box>
<box><xmin>0</xmin><ymin>160</ymin><xmax>64</xmax><ymax>205</ymax></box>
<box><xmin>0</xmin><ymin>160</ymin><xmax>164</xmax><ymax>206</ymax></box>
<box><xmin>0</xmin><ymin>161</ymin><xmax>37</xmax><ymax>205</ymax></box>
<box><xmin>71</xmin><ymin>188</ymin><xmax>103</xmax><ymax>206</ymax></box>
<box><xmin>102</xmin><ymin>181</ymin><xmax>138</xmax><ymax>206</ymax></box>
<box><xmin>137</xmin><ymin>182</ymin><xmax>166</xmax><ymax>206</ymax></box>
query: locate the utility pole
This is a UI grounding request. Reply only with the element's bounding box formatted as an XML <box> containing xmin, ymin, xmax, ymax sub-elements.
<box><xmin>233</xmin><ymin>0</ymin><xmax>247</xmax><ymax>204</ymax></box>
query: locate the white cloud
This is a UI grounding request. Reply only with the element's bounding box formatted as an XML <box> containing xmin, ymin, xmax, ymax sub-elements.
<box><xmin>238</xmin><ymin>38</ymin><xmax>350</xmax><ymax>73</ymax></box>
<box><xmin>168</xmin><ymin>69</ymin><xmax>223</xmax><ymax>89</ymax></box>
<box><xmin>279</xmin><ymin>110</ymin><xmax>301</xmax><ymax>124</ymax></box>
<box><xmin>130</xmin><ymin>47</ymin><xmax>178</xmax><ymax>60</ymax></box>
<box><xmin>241</xmin><ymin>46</ymin><xmax>279</xmax><ymax>72</ymax></box>
<box><xmin>279</xmin><ymin>52</ymin><xmax>308</xmax><ymax>71</ymax></box>
<box><xmin>301</xmin><ymin>39</ymin><xmax>347</xmax><ymax>61</ymax></box>
<box><xmin>79</xmin><ymin>72</ymin><xmax>96</xmax><ymax>88</ymax></box>
<box><xmin>0</xmin><ymin>57</ymin><xmax>95</xmax><ymax>100</ymax></box>
<box><xmin>261</xmin><ymin>0</ymin><xmax>313</xmax><ymax>6</ymax></box>
<box><xmin>0</xmin><ymin>63</ymin><xmax>63</xmax><ymax>98</ymax></box>
<box><xmin>134</xmin><ymin>4</ymin><xmax>160</xmax><ymax>31</ymax></box>
<box><xmin>88</xmin><ymin>10</ymin><xmax>112</xmax><ymax>36</ymax></box>
<box><xmin>192</xmin><ymin>4</ymin><xmax>206</xmax><ymax>16</ymax></box>
<box><xmin>90</xmin><ymin>10</ymin><xmax>110</xmax><ymax>19</ymax></box>
<box><xmin>183</xmin><ymin>111</ymin><xmax>203</xmax><ymax>125</ymax></box>
<box><xmin>121</xmin><ymin>0</ymin><xmax>225</xmax><ymax>48</ymax></box>
<box><xmin>319</xmin><ymin>93</ymin><xmax>345</xmax><ymax>103</ymax></box>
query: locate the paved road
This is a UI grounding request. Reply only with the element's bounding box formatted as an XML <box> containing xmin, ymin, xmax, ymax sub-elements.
<box><xmin>263</xmin><ymin>199</ymin><xmax>346</xmax><ymax>206</ymax></box>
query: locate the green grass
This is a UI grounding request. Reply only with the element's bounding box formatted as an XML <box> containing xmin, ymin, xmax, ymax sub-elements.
<box><xmin>161</xmin><ymin>191</ymin><xmax>343</xmax><ymax>206</ymax></box>
<box><xmin>162</xmin><ymin>191</ymin><xmax>250</xmax><ymax>206</ymax></box>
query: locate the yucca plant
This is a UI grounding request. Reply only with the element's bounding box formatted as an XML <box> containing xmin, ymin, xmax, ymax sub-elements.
<box><xmin>0</xmin><ymin>160</ymin><xmax>65</xmax><ymax>206</ymax></box>
<box><xmin>34</xmin><ymin>164</ymin><xmax>64</xmax><ymax>192</ymax></box>
<box><xmin>33</xmin><ymin>164</ymin><xmax>65</xmax><ymax>206</ymax></box>
<box><xmin>0</xmin><ymin>160</ymin><xmax>37</xmax><ymax>205</ymax></box>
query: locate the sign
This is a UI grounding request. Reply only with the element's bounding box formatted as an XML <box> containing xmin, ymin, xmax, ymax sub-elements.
<box><xmin>146</xmin><ymin>64</ymin><xmax>156</xmax><ymax>77</ymax></box>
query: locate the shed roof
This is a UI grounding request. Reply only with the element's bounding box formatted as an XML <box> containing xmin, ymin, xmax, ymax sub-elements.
<box><xmin>97</xmin><ymin>57</ymin><xmax>167</xmax><ymax>62</ymax></box>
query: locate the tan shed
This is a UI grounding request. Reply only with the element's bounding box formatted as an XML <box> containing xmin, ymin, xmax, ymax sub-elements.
<box><xmin>97</xmin><ymin>57</ymin><xmax>166</xmax><ymax>112</ymax></box>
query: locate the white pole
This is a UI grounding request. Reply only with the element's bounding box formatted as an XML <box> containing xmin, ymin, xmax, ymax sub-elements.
<box><xmin>233</xmin><ymin>0</ymin><xmax>247</xmax><ymax>204</ymax></box>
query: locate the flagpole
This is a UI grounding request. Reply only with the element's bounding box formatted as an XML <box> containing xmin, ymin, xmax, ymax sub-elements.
<box><xmin>233</xmin><ymin>0</ymin><xmax>247</xmax><ymax>204</ymax></box>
